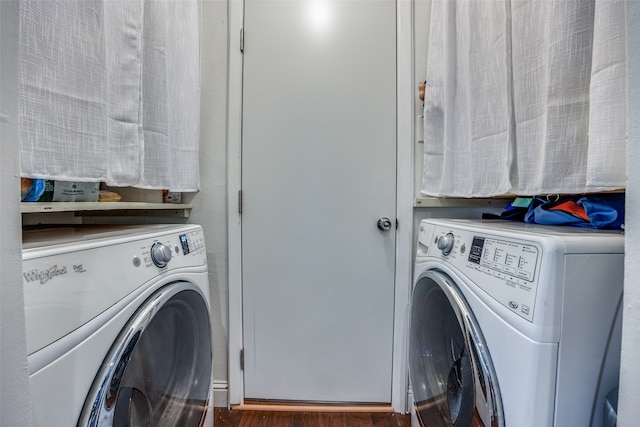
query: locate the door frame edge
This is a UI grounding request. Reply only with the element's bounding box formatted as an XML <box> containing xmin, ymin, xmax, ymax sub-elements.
<box><xmin>392</xmin><ymin>0</ymin><xmax>414</xmax><ymax>414</ymax></box>
<box><xmin>227</xmin><ymin>0</ymin><xmax>245</xmax><ymax>407</ymax></box>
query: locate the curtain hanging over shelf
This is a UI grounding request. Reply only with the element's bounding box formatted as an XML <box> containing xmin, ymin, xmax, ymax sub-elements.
<box><xmin>19</xmin><ymin>0</ymin><xmax>201</xmax><ymax>192</ymax></box>
<box><xmin>421</xmin><ymin>0</ymin><xmax>627</xmax><ymax>197</ymax></box>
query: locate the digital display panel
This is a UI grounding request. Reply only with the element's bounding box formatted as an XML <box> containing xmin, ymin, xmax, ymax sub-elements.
<box><xmin>179</xmin><ymin>234</ymin><xmax>190</xmax><ymax>255</ymax></box>
<box><xmin>468</xmin><ymin>237</ymin><xmax>485</xmax><ymax>264</ymax></box>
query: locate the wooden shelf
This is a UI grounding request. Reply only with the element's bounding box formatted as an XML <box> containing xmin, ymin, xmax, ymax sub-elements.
<box><xmin>21</xmin><ymin>202</ymin><xmax>192</xmax><ymax>218</ymax></box>
<box><xmin>414</xmin><ymin>197</ymin><xmax>511</xmax><ymax>208</ymax></box>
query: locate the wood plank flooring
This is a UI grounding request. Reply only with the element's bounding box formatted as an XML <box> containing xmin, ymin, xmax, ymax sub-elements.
<box><xmin>213</xmin><ymin>407</ymin><xmax>411</xmax><ymax>427</ymax></box>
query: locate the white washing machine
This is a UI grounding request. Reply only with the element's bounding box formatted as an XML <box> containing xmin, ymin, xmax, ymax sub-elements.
<box><xmin>22</xmin><ymin>224</ymin><xmax>214</xmax><ymax>427</ymax></box>
<box><xmin>409</xmin><ymin>219</ymin><xmax>624</xmax><ymax>427</ymax></box>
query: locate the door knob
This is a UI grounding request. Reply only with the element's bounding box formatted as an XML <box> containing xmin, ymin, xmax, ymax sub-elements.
<box><xmin>377</xmin><ymin>217</ymin><xmax>393</xmax><ymax>232</ymax></box>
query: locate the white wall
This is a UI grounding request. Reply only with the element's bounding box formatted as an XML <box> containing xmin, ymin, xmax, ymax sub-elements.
<box><xmin>192</xmin><ymin>0</ymin><xmax>230</xmax><ymax>406</ymax></box>
<box><xmin>0</xmin><ymin>0</ymin><xmax>34</xmax><ymax>424</ymax></box>
<box><xmin>619</xmin><ymin>3</ymin><xmax>640</xmax><ymax>425</ymax></box>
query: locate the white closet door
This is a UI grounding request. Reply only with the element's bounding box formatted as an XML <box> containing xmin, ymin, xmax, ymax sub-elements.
<box><xmin>241</xmin><ymin>0</ymin><xmax>397</xmax><ymax>403</ymax></box>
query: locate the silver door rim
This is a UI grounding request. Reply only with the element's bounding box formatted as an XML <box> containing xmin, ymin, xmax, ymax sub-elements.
<box><xmin>413</xmin><ymin>269</ymin><xmax>505</xmax><ymax>427</ymax></box>
<box><xmin>78</xmin><ymin>281</ymin><xmax>211</xmax><ymax>427</ymax></box>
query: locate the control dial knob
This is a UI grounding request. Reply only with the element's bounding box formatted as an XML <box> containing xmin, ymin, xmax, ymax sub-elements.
<box><xmin>437</xmin><ymin>233</ymin><xmax>455</xmax><ymax>256</ymax></box>
<box><xmin>151</xmin><ymin>242</ymin><xmax>172</xmax><ymax>268</ymax></box>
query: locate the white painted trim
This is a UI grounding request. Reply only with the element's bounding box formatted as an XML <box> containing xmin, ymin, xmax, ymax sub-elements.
<box><xmin>227</xmin><ymin>0</ymin><xmax>244</xmax><ymax>406</ymax></box>
<box><xmin>620</xmin><ymin>2</ymin><xmax>640</xmax><ymax>425</ymax></box>
<box><xmin>392</xmin><ymin>0</ymin><xmax>413</xmax><ymax>414</ymax></box>
<box><xmin>213</xmin><ymin>380</ymin><xmax>229</xmax><ymax>407</ymax></box>
<box><xmin>213</xmin><ymin>380</ymin><xmax>229</xmax><ymax>390</ymax></box>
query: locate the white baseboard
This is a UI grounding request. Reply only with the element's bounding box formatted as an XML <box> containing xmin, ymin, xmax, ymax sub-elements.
<box><xmin>213</xmin><ymin>380</ymin><xmax>228</xmax><ymax>407</ymax></box>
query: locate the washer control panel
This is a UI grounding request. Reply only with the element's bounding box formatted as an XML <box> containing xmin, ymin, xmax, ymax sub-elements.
<box><xmin>467</xmin><ymin>236</ymin><xmax>538</xmax><ymax>282</ymax></box>
<box><xmin>134</xmin><ymin>229</ymin><xmax>206</xmax><ymax>270</ymax></box>
<box><xmin>418</xmin><ymin>222</ymin><xmax>542</xmax><ymax>322</ymax></box>
<box><xmin>22</xmin><ymin>224</ymin><xmax>208</xmax><ymax>356</ymax></box>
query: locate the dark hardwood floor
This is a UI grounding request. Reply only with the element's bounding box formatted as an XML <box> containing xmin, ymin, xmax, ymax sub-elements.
<box><xmin>213</xmin><ymin>408</ymin><xmax>411</xmax><ymax>427</ymax></box>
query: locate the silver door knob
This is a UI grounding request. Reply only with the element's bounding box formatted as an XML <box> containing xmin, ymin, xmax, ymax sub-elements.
<box><xmin>377</xmin><ymin>217</ymin><xmax>393</xmax><ymax>232</ymax></box>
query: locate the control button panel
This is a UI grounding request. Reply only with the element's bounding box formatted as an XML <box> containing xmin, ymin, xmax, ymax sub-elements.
<box><xmin>179</xmin><ymin>231</ymin><xmax>206</xmax><ymax>254</ymax></box>
<box><xmin>468</xmin><ymin>236</ymin><xmax>538</xmax><ymax>283</ymax></box>
<box><xmin>421</xmin><ymin>223</ymin><xmax>542</xmax><ymax>322</ymax></box>
<box><xmin>136</xmin><ymin>229</ymin><xmax>206</xmax><ymax>271</ymax></box>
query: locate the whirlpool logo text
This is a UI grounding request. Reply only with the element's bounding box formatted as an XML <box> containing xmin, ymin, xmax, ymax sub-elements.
<box><xmin>23</xmin><ymin>265</ymin><xmax>68</xmax><ymax>285</ymax></box>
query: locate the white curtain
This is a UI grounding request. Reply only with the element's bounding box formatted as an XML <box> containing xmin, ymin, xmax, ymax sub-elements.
<box><xmin>19</xmin><ymin>0</ymin><xmax>201</xmax><ymax>192</ymax></box>
<box><xmin>421</xmin><ymin>0</ymin><xmax>627</xmax><ymax>198</ymax></box>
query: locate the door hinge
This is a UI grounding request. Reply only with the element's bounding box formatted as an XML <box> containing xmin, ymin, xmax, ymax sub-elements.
<box><xmin>240</xmin><ymin>349</ymin><xmax>244</xmax><ymax>370</ymax></box>
<box><xmin>238</xmin><ymin>190</ymin><xmax>243</xmax><ymax>214</ymax></box>
<box><xmin>396</xmin><ymin>219</ymin><xmax>399</xmax><ymax>230</ymax></box>
<box><xmin>240</xmin><ymin>28</ymin><xmax>244</xmax><ymax>52</ymax></box>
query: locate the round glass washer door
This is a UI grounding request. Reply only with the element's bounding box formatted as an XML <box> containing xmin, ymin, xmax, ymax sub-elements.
<box><xmin>409</xmin><ymin>270</ymin><xmax>504</xmax><ymax>427</ymax></box>
<box><xmin>79</xmin><ymin>282</ymin><xmax>212</xmax><ymax>427</ymax></box>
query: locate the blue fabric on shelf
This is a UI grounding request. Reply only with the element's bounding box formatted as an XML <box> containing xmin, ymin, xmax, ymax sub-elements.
<box><xmin>21</xmin><ymin>178</ymin><xmax>45</xmax><ymax>202</ymax></box>
<box><xmin>579</xmin><ymin>195</ymin><xmax>625</xmax><ymax>229</ymax></box>
<box><xmin>524</xmin><ymin>194</ymin><xmax>624</xmax><ymax>229</ymax></box>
